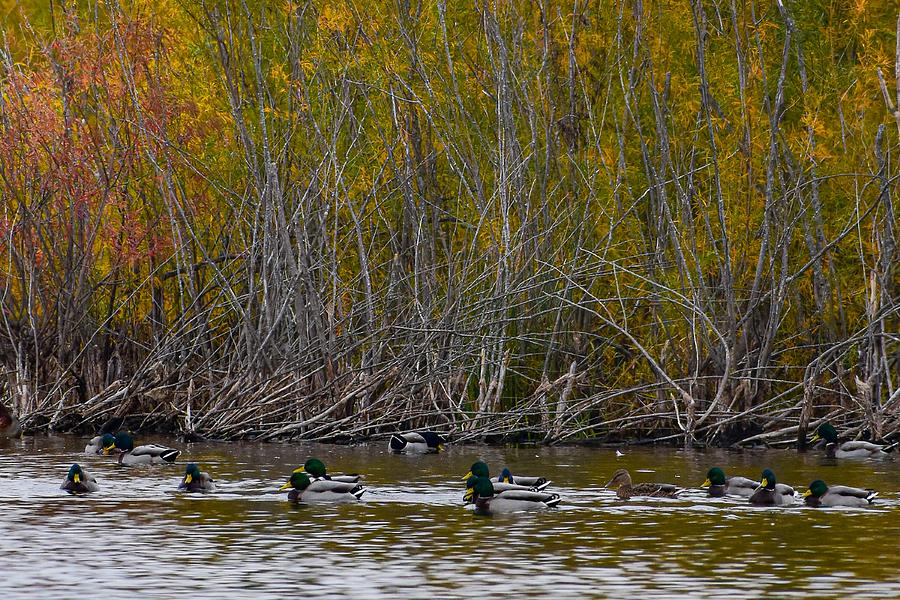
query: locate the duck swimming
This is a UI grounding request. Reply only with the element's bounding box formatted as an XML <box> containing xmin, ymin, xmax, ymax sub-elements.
<box><xmin>465</xmin><ymin>461</ymin><xmax>550</xmax><ymax>490</ymax></box>
<box><xmin>809</xmin><ymin>422</ymin><xmax>890</xmax><ymax>459</ymax></box>
<box><xmin>467</xmin><ymin>476</ymin><xmax>560</xmax><ymax>515</ymax></box>
<box><xmin>748</xmin><ymin>469</ymin><xmax>795</xmax><ymax>506</ymax></box>
<box><xmin>279</xmin><ymin>471</ymin><xmax>365</xmax><ymax>503</ymax></box>
<box><xmin>495</xmin><ymin>467</ymin><xmax>550</xmax><ymax>490</ymax></box>
<box><xmin>463</xmin><ymin>461</ymin><xmax>550</xmax><ymax>501</ymax></box>
<box><xmin>605</xmin><ymin>469</ymin><xmax>681</xmax><ymax>499</ymax></box>
<box><xmin>388</xmin><ymin>431</ymin><xmax>447</xmax><ymax>454</ymax></box>
<box><xmin>85</xmin><ymin>433</ymin><xmax>115</xmax><ymax>455</ymax></box>
<box><xmin>104</xmin><ymin>432</ymin><xmax>181</xmax><ymax>466</ymax></box>
<box><xmin>179</xmin><ymin>463</ymin><xmax>216</xmax><ymax>492</ymax></box>
<box><xmin>297</xmin><ymin>458</ymin><xmax>360</xmax><ymax>483</ymax></box>
<box><xmin>60</xmin><ymin>463</ymin><xmax>100</xmax><ymax>494</ymax></box>
<box><xmin>703</xmin><ymin>467</ymin><xmax>796</xmax><ymax>498</ymax></box>
<box><xmin>803</xmin><ymin>480</ymin><xmax>877</xmax><ymax>507</ymax></box>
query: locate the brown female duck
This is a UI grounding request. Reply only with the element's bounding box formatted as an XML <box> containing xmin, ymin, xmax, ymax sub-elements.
<box><xmin>605</xmin><ymin>468</ymin><xmax>681</xmax><ymax>499</ymax></box>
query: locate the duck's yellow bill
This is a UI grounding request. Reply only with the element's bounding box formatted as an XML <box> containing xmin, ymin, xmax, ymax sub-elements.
<box><xmin>293</xmin><ymin>466</ymin><xmax>305</xmax><ymax>474</ymax></box>
<box><xmin>102</xmin><ymin>445</ymin><xmax>115</xmax><ymax>455</ymax></box>
<box><xmin>802</xmin><ymin>489</ymin><xmax>812</xmax><ymax>497</ymax></box>
<box><xmin>279</xmin><ymin>481</ymin><xmax>292</xmax><ymax>491</ymax></box>
<box><xmin>185</xmin><ymin>474</ymin><xmax>193</xmax><ymax>484</ymax></box>
<box><xmin>809</xmin><ymin>432</ymin><xmax>821</xmax><ymax>442</ymax></box>
<box><xmin>500</xmin><ymin>476</ymin><xmax>511</xmax><ymax>483</ymax></box>
<box><xmin>462</xmin><ymin>471</ymin><xmax>473</xmax><ymax>480</ymax></box>
<box><xmin>701</xmin><ymin>478</ymin><xmax>711</xmax><ymax>488</ymax></box>
<box><xmin>437</xmin><ymin>444</ymin><xmax>445</xmax><ymax>452</ymax></box>
<box><xmin>73</xmin><ymin>474</ymin><xmax>81</xmax><ymax>484</ymax></box>
<box><xmin>760</xmin><ymin>478</ymin><xmax>768</xmax><ymax>488</ymax></box>
<box><xmin>463</xmin><ymin>489</ymin><xmax>473</xmax><ymax>502</ymax></box>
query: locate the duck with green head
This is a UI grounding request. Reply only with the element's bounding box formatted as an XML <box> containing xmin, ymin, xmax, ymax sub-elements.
<box><xmin>104</xmin><ymin>432</ymin><xmax>181</xmax><ymax>466</ymax></box>
<box><xmin>496</xmin><ymin>467</ymin><xmax>550</xmax><ymax>489</ymax></box>
<box><xmin>605</xmin><ymin>469</ymin><xmax>681</xmax><ymax>500</ymax></box>
<box><xmin>462</xmin><ymin>461</ymin><xmax>548</xmax><ymax>503</ymax></box>
<box><xmin>467</xmin><ymin>476</ymin><xmax>560</xmax><ymax>515</ymax></box>
<box><xmin>748</xmin><ymin>469</ymin><xmax>795</xmax><ymax>506</ymax></box>
<box><xmin>85</xmin><ymin>433</ymin><xmax>116</xmax><ymax>455</ymax></box>
<box><xmin>297</xmin><ymin>458</ymin><xmax>360</xmax><ymax>483</ymax></box>
<box><xmin>809</xmin><ymin>422</ymin><xmax>890</xmax><ymax>459</ymax></box>
<box><xmin>279</xmin><ymin>471</ymin><xmax>365</xmax><ymax>503</ymax></box>
<box><xmin>179</xmin><ymin>463</ymin><xmax>215</xmax><ymax>492</ymax></box>
<box><xmin>803</xmin><ymin>480</ymin><xmax>877</xmax><ymax>507</ymax></box>
<box><xmin>60</xmin><ymin>463</ymin><xmax>100</xmax><ymax>494</ymax></box>
<box><xmin>702</xmin><ymin>467</ymin><xmax>796</xmax><ymax>498</ymax></box>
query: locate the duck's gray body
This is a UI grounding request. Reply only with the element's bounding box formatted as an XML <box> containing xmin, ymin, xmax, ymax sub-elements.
<box><xmin>712</xmin><ymin>476</ymin><xmax>795</xmax><ymax>499</ymax></box>
<box><xmin>495</xmin><ymin>470</ymin><xmax>551</xmax><ymax>490</ymax></box>
<box><xmin>501</xmin><ymin>475</ymin><xmax>548</xmax><ymax>489</ymax></box>
<box><xmin>474</xmin><ymin>490</ymin><xmax>561</xmax><ymax>514</ymax></box>
<box><xmin>388</xmin><ymin>432</ymin><xmax>446</xmax><ymax>454</ymax></box>
<box><xmin>749</xmin><ymin>486</ymin><xmax>796</xmax><ymax>506</ymax></box>
<box><xmin>828</xmin><ymin>441</ymin><xmax>890</xmax><ymax>460</ymax></box>
<box><xmin>117</xmin><ymin>444</ymin><xmax>181</xmax><ymax>466</ymax></box>
<box><xmin>806</xmin><ymin>485</ymin><xmax>877</xmax><ymax>507</ymax></box>
<box><xmin>315</xmin><ymin>474</ymin><xmax>361</xmax><ymax>484</ymax></box>
<box><xmin>492</xmin><ymin>481</ymin><xmax>544</xmax><ymax>494</ymax></box>
<box><xmin>288</xmin><ymin>480</ymin><xmax>365</xmax><ymax>504</ymax></box>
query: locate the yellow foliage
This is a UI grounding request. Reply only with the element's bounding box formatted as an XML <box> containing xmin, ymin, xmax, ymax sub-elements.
<box><xmin>318</xmin><ymin>3</ymin><xmax>354</xmax><ymax>33</ymax></box>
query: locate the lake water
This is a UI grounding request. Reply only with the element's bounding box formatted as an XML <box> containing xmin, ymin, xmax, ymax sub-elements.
<box><xmin>1</xmin><ymin>435</ymin><xmax>898</xmax><ymax>598</ymax></box>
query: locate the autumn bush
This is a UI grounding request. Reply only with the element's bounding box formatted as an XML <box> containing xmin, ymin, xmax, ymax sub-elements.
<box><xmin>0</xmin><ymin>0</ymin><xmax>896</xmax><ymax>444</ymax></box>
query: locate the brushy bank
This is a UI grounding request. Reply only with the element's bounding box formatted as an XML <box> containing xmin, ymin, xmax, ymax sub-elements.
<box><xmin>0</xmin><ymin>1</ymin><xmax>897</xmax><ymax>447</ymax></box>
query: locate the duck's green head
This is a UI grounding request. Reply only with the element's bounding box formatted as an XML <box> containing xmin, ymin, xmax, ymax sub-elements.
<box><xmin>100</xmin><ymin>433</ymin><xmax>117</xmax><ymax>454</ymax></box>
<box><xmin>703</xmin><ymin>467</ymin><xmax>726</xmax><ymax>487</ymax></box>
<box><xmin>114</xmin><ymin>431</ymin><xmax>134</xmax><ymax>452</ymax></box>
<box><xmin>300</xmin><ymin>458</ymin><xmax>327</xmax><ymax>478</ymax></box>
<box><xmin>811</xmin><ymin>422</ymin><xmax>838</xmax><ymax>443</ymax></box>
<box><xmin>759</xmin><ymin>469</ymin><xmax>777</xmax><ymax>490</ymax></box>
<box><xmin>183</xmin><ymin>463</ymin><xmax>201</xmax><ymax>485</ymax></box>
<box><xmin>498</xmin><ymin>468</ymin><xmax>513</xmax><ymax>483</ymax></box>
<box><xmin>803</xmin><ymin>480</ymin><xmax>828</xmax><ymax>499</ymax></box>
<box><xmin>280</xmin><ymin>471</ymin><xmax>311</xmax><ymax>491</ymax></box>
<box><xmin>67</xmin><ymin>464</ymin><xmax>85</xmax><ymax>484</ymax></box>
<box><xmin>463</xmin><ymin>461</ymin><xmax>489</xmax><ymax>480</ymax></box>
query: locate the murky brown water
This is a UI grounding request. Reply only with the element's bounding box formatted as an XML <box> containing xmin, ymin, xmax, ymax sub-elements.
<box><xmin>2</xmin><ymin>435</ymin><xmax>899</xmax><ymax>598</ymax></box>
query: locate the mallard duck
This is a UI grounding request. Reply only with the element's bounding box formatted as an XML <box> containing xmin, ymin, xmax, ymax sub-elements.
<box><xmin>84</xmin><ymin>433</ymin><xmax>115</xmax><ymax>455</ymax></box>
<box><xmin>803</xmin><ymin>480</ymin><xmax>877</xmax><ymax>507</ymax></box>
<box><xmin>467</xmin><ymin>461</ymin><xmax>550</xmax><ymax>490</ymax></box>
<box><xmin>748</xmin><ymin>469</ymin><xmax>795</xmax><ymax>506</ymax></box>
<box><xmin>496</xmin><ymin>467</ymin><xmax>550</xmax><ymax>490</ymax></box>
<box><xmin>463</xmin><ymin>461</ymin><xmax>549</xmax><ymax>500</ymax></box>
<box><xmin>279</xmin><ymin>471</ymin><xmax>365</xmax><ymax>503</ymax></box>
<box><xmin>179</xmin><ymin>463</ymin><xmax>216</xmax><ymax>492</ymax></box>
<box><xmin>60</xmin><ymin>463</ymin><xmax>99</xmax><ymax>494</ymax></box>
<box><xmin>605</xmin><ymin>468</ymin><xmax>681</xmax><ymax>499</ymax></box>
<box><xmin>0</xmin><ymin>403</ymin><xmax>20</xmax><ymax>438</ymax></box>
<box><xmin>702</xmin><ymin>467</ymin><xmax>796</xmax><ymax>498</ymax></box>
<box><xmin>388</xmin><ymin>431</ymin><xmax>447</xmax><ymax>454</ymax></box>
<box><xmin>467</xmin><ymin>476</ymin><xmax>560</xmax><ymax>515</ymax></box>
<box><xmin>463</xmin><ymin>475</ymin><xmax>544</xmax><ymax>503</ymax></box>
<box><xmin>296</xmin><ymin>458</ymin><xmax>360</xmax><ymax>483</ymax></box>
<box><xmin>104</xmin><ymin>432</ymin><xmax>181</xmax><ymax>465</ymax></box>
<box><xmin>809</xmin><ymin>422</ymin><xmax>890</xmax><ymax>459</ymax></box>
